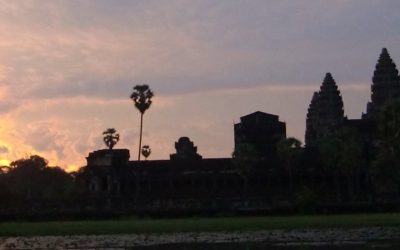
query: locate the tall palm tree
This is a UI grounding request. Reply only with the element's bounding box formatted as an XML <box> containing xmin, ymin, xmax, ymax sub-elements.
<box><xmin>130</xmin><ymin>84</ymin><xmax>154</xmax><ymax>161</ymax></box>
<box><xmin>103</xmin><ymin>128</ymin><xmax>120</xmax><ymax>150</ymax></box>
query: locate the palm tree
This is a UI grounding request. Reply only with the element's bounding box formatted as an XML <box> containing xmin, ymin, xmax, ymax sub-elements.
<box><xmin>130</xmin><ymin>84</ymin><xmax>154</xmax><ymax>161</ymax></box>
<box><xmin>141</xmin><ymin>145</ymin><xmax>151</xmax><ymax>160</ymax></box>
<box><xmin>103</xmin><ymin>128</ymin><xmax>120</xmax><ymax>150</ymax></box>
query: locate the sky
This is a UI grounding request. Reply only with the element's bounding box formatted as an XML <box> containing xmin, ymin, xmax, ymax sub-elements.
<box><xmin>0</xmin><ymin>0</ymin><xmax>400</xmax><ymax>171</ymax></box>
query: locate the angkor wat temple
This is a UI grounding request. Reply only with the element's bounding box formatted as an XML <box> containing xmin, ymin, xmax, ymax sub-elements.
<box><xmin>306</xmin><ymin>48</ymin><xmax>400</xmax><ymax>148</ymax></box>
<box><xmin>76</xmin><ymin>48</ymin><xmax>400</xmax><ymax>213</ymax></box>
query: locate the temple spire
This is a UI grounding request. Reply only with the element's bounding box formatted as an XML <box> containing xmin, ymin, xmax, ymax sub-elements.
<box><xmin>305</xmin><ymin>92</ymin><xmax>319</xmax><ymax>146</ymax></box>
<box><xmin>322</xmin><ymin>72</ymin><xmax>335</xmax><ymax>87</ymax></box>
<box><xmin>318</xmin><ymin>72</ymin><xmax>344</xmax><ymax>119</ymax></box>
<box><xmin>366</xmin><ymin>48</ymin><xmax>400</xmax><ymax>117</ymax></box>
<box><xmin>372</xmin><ymin>48</ymin><xmax>399</xmax><ymax>86</ymax></box>
<box><xmin>305</xmin><ymin>73</ymin><xmax>344</xmax><ymax>147</ymax></box>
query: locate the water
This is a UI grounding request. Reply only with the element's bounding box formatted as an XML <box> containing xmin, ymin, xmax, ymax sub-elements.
<box><xmin>133</xmin><ymin>241</ymin><xmax>400</xmax><ymax>250</ymax></box>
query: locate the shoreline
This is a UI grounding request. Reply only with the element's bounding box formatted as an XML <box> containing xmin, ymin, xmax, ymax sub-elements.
<box><xmin>1</xmin><ymin>227</ymin><xmax>400</xmax><ymax>249</ymax></box>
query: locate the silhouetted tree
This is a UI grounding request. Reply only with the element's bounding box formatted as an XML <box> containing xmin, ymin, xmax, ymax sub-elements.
<box><xmin>232</xmin><ymin>143</ymin><xmax>260</xmax><ymax>204</ymax></box>
<box><xmin>369</xmin><ymin>99</ymin><xmax>400</xmax><ymax>199</ymax></box>
<box><xmin>141</xmin><ymin>145</ymin><xmax>151</xmax><ymax>160</ymax></box>
<box><xmin>103</xmin><ymin>128</ymin><xmax>120</xmax><ymax>150</ymax></box>
<box><xmin>5</xmin><ymin>155</ymin><xmax>72</xmax><ymax>203</ymax></box>
<box><xmin>319</xmin><ymin>135</ymin><xmax>343</xmax><ymax>202</ymax></box>
<box><xmin>369</xmin><ymin>149</ymin><xmax>400</xmax><ymax>200</ymax></box>
<box><xmin>130</xmin><ymin>84</ymin><xmax>154</xmax><ymax>161</ymax></box>
<box><xmin>277</xmin><ymin>137</ymin><xmax>302</xmax><ymax>192</ymax></box>
<box><xmin>376</xmin><ymin>99</ymin><xmax>400</xmax><ymax>153</ymax></box>
<box><xmin>319</xmin><ymin>128</ymin><xmax>364</xmax><ymax>202</ymax></box>
<box><xmin>336</xmin><ymin>128</ymin><xmax>364</xmax><ymax>200</ymax></box>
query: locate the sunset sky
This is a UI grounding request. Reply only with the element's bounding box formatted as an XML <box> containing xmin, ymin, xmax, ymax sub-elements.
<box><xmin>0</xmin><ymin>0</ymin><xmax>400</xmax><ymax>171</ymax></box>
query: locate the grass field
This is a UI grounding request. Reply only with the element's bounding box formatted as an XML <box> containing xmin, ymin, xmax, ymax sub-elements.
<box><xmin>1</xmin><ymin>213</ymin><xmax>400</xmax><ymax>236</ymax></box>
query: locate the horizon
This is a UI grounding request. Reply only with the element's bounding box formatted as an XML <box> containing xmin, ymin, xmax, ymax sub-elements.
<box><xmin>0</xmin><ymin>0</ymin><xmax>399</xmax><ymax>171</ymax></box>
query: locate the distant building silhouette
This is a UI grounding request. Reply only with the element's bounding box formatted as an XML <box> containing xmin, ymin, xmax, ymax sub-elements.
<box><xmin>170</xmin><ymin>137</ymin><xmax>202</xmax><ymax>161</ymax></box>
<box><xmin>75</xmin><ymin>48</ymin><xmax>400</xmax><ymax>214</ymax></box>
<box><xmin>87</xmin><ymin>149</ymin><xmax>130</xmax><ymax>167</ymax></box>
<box><xmin>305</xmin><ymin>73</ymin><xmax>344</xmax><ymax>146</ymax></box>
<box><xmin>79</xmin><ymin>115</ymin><xmax>285</xmax><ymax>211</ymax></box>
<box><xmin>365</xmin><ymin>48</ymin><xmax>400</xmax><ymax>119</ymax></box>
<box><xmin>306</xmin><ymin>48</ymin><xmax>400</xmax><ymax>148</ymax></box>
<box><xmin>3</xmin><ymin>48</ymin><xmax>400</xmax><ymax>218</ymax></box>
<box><xmin>234</xmin><ymin>111</ymin><xmax>286</xmax><ymax>159</ymax></box>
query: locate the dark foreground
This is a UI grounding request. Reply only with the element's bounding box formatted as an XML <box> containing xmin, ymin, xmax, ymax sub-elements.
<box><xmin>139</xmin><ymin>241</ymin><xmax>400</xmax><ymax>250</ymax></box>
<box><xmin>1</xmin><ymin>227</ymin><xmax>400</xmax><ymax>249</ymax></box>
<box><xmin>1</xmin><ymin>240</ymin><xmax>399</xmax><ymax>250</ymax></box>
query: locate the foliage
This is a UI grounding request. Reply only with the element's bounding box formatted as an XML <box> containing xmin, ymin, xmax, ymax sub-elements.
<box><xmin>232</xmin><ymin>143</ymin><xmax>260</xmax><ymax>177</ymax></box>
<box><xmin>319</xmin><ymin>128</ymin><xmax>363</xmax><ymax>173</ymax></box>
<box><xmin>277</xmin><ymin>138</ymin><xmax>302</xmax><ymax>168</ymax></box>
<box><xmin>318</xmin><ymin>127</ymin><xmax>364</xmax><ymax>201</ymax></box>
<box><xmin>377</xmin><ymin>99</ymin><xmax>400</xmax><ymax>140</ymax></box>
<box><xmin>369</xmin><ymin>99</ymin><xmax>400</xmax><ymax>199</ymax></box>
<box><xmin>277</xmin><ymin>137</ymin><xmax>302</xmax><ymax>163</ymax></box>
<box><xmin>277</xmin><ymin>137</ymin><xmax>302</xmax><ymax>192</ymax></box>
<box><xmin>130</xmin><ymin>84</ymin><xmax>154</xmax><ymax>114</ymax></box>
<box><xmin>369</xmin><ymin>149</ymin><xmax>400</xmax><ymax>199</ymax></box>
<box><xmin>103</xmin><ymin>128</ymin><xmax>120</xmax><ymax>150</ymax></box>
<box><xmin>141</xmin><ymin>145</ymin><xmax>151</xmax><ymax>160</ymax></box>
<box><xmin>1</xmin><ymin>155</ymin><xmax>73</xmax><ymax>201</ymax></box>
<box><xmin>294</xmin><ymin>187</ymin><xmax>318</xmax><ymax>213</ymax></box>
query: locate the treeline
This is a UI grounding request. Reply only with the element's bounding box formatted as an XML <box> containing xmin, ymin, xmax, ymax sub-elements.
<box><xmin>0</xmin><ymin>156</ymin><xmax>76</xmax><ymax>219</ymax></box>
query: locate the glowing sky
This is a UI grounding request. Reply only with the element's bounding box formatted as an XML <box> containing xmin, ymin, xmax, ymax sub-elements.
<box><xmin>0</xmin><ymin>0</ymin><xmax>400</xmax><ymax>171</ymax></box>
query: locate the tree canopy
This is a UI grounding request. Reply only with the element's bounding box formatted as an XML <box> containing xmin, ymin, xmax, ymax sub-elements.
<box><xmin>103</xmin><ymin>128</ymin><xmax>120</xmax><ymax>150</ymax></box>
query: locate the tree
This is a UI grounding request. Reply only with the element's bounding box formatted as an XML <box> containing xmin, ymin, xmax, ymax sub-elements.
<box><xmin>141</xmin><ymin>145</ymin><xmax>151</xmax><ymax>160</ymax></box>
<box><xmin>103</xmin><ymin>128</ymin><xmax>120</xmax><ymax>150</ymax></box>
<box><xmin>319</xmin><ymin>128</ymin><xmax>364</xmax><ymax>202</ymax></box>
<box><xmin>369</xmin><ymin>99</ymin><xmax>400</xmax><ymax>199</ymax></box>
<box><xmin>5</xmin><ymin>155</ymin><xmax>72</xmax><ymax>201</ymax></box>
<box><xmin>232</xmin><ymin>143</ymin><xmax>260</xmax><ymax>204</ymax></box>
<box><xmin>319</xmin><ymin>135</ymin><xmax>344</xmax><ymax>202</ymax></box>
<box><xmin>377</xmin><ymin>99</ymin><xmax>400</xmax><ymax>153</ymax></box>
<box><xmin>277</xmin><ymin>137</ymin><xmax>302</xmax><ymax>192</ymax></box>
<box><xmin>335</xmin><ymin>128</ymin><xmax>364</xmax><ymax>200</ymax></box>
<box><xmin>130</xmin><ymin>84</ymin><xmax>154</xmax><ymax>161</ymax></box>
<box><xmin>369</xmin><ymin>149</ymin><xmax>400</xmax><ymax>200</ymax></box>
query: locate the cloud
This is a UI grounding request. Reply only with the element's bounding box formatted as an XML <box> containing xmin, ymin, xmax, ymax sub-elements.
<box><xmin>1</xmin><ymin>0</ymin><xmax>398</xmax><ymax>101</ymax></box>
<box><xmin>0</xmin><ymin>0</ymin><xmax>398</xmax><ymax>170</ymax></box>
<box><xmin>0</xmin><ymin>146</ymin><xmax>8</xmax><ymax>154</ymax></box>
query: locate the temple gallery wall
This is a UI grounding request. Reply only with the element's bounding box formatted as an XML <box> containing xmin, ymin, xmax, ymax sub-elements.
<box><xmin>71</xmin><ymin>48</ymin><xmax>400</xmax><ymax>212</ymax></box>
<box><xmin>2</xmin><ymin>48</ymin><xmax>400</xmax><ymax>218</ymax></box>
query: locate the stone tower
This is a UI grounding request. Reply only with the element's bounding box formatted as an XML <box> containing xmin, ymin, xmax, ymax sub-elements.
<box><xmin>305</xmin><ymin>92</ymin><xmax>320</xmax><ymax>146</ymax></box>
<box><xmin>170</xmin><ymin>137</ymin><xmax>202</xmax><ymax>161</ymax></box>
<box><xmin>305</xmin><ymin>73</ymin><xmax>345</xmax><ymax>146</ymax></box>
<box><xmin>234</xmin><ymin>111</ymin><xmax>286</xmax><ymax>159</ymax></box>
<box><xmin>365</xmin><ymin>48</ymin><xmax>400</xmax><ymax>118</ymax></box>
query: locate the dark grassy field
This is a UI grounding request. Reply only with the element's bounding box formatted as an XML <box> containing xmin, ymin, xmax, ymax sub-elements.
<box><xmin>1</xmin><ymin>213</ymin><xmax>400</xmax><ymax>236</ymax></box>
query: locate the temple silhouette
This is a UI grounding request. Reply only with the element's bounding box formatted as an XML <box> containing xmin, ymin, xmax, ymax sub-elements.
<box><xmin>74</xmin><ymin>48</ymin><xmax>400</xmax><ymax>213</ymax></box>
<box><xmin>306</xmin><ymin>48</ymin><xmax>400</xmax><ymax>148</ymax></box>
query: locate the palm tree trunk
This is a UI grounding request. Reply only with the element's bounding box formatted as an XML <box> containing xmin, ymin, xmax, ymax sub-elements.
<box><xmin>138</xmin><ymin>113</ymin><xmax>143</xmax><ymax>161</ymax></box>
